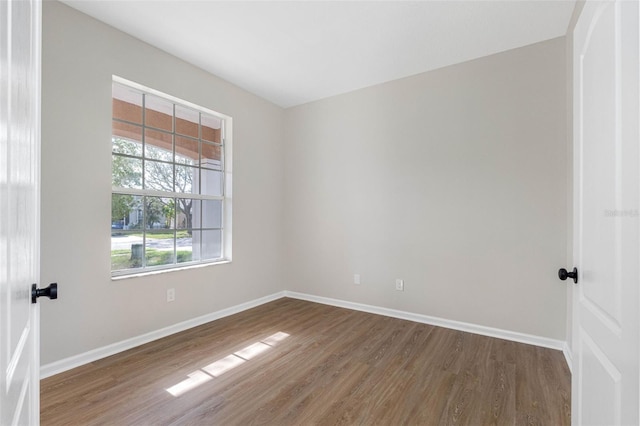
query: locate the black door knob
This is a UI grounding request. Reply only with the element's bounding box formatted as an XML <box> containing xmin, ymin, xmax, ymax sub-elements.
<box><xmin>31</xmin><ymin>283</ymin><xmax>58</xmax><ymax>303</ymax></box>
<box><xmin>558</xmin><ymin>268</ymin><xmax>578</xmax><ymax>284</ymax></box>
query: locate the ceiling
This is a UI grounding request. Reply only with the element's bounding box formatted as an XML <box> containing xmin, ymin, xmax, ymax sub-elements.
<box><xmin>62</xmin><ymin>1</ymin><xmax>576</xmax><ymax>108</ymax></box>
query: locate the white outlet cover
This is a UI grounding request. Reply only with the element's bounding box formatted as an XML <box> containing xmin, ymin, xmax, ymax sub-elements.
<box><xmin>354</xmin><ymin>274</ymin><xmax>361</xmax><ymax>285</ymax></box>
<box><xmin>395</xmin><ymin>279</ymin><xmax>404</xmax><ymax>291</ymax></box>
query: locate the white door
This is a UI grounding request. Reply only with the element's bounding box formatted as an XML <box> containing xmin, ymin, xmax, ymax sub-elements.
<box><xmin>0</xmin><ymin>0</ymin><xmax>42</xmax><ymax>425</ymax></box>
<box><xmin>572</xmin><ymin>0</ymin><xmax>639</xmax><ymax>424</ymax></box>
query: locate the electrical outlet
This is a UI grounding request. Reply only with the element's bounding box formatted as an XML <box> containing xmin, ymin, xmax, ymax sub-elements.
<box><xmin>354</xmin><ymin>274</ymin><xmax>361</xmax><ymax>285</ymax></box>
<box><xmin>395</xmin><ymin>279</ymin><xmax>404</xmax><ymax>291</ymax></box>
<box><xmin>167</xmin><ymin>288</ymin><xmax>175</xmax><ymax>302</ymax></box>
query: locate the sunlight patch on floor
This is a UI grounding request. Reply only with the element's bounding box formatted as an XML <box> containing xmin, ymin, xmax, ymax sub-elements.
<box><xmin>165</xmin><ymin>370</ymin><xmax>213</xmax><ymax>397</ymax></box>
<box><xmin>166</xmin><ymin>331</ymin><xmax>290</xmax><ymax>397</ymax></box>
<box><xmin>203</xmin><ymin>354</ymin><xmax>246</xmax><ymax>377</ymax></box>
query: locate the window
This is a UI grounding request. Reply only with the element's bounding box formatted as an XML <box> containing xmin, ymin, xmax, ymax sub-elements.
<box><xmin>111</xmin><ymin>77</ymin><xmax>231</xmax><ymax>276</ymax></box>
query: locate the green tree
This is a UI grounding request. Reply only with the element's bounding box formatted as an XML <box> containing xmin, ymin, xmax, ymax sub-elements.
<box><xmin>146</xmin><ymin>197</ymin><xmax>166</xmax><ymax>229</ymax></box>
<box><xmin>163</xmin><ymin>199</ymin><xmax>176</xmax><ymax>228</ymax></box>
<box><xmin>111</xmin><ymin>194</ymin><xmax>134</xmax><ymax>223</ymax></box>
<box><xmin>112</xmin><ymin>138</ymin><xmax>142</xmax><ymax>188</ymax></box>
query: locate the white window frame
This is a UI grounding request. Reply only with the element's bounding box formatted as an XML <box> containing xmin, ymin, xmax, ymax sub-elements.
<box><xmin>111</xmin><ymin>76</ymin><xmax>232</xmax><ymax>278</ymax></box>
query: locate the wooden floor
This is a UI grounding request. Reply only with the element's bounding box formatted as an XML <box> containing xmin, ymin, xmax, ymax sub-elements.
<box><xmin>41</xmin><ymin>298</ymin><xmax>571</xmax><ymax>425</ymax></box>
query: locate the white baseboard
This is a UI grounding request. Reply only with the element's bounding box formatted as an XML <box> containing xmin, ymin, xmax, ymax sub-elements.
<box><xmin>284</xmin><ymin>291</ymin><xmax>567</xmax><ymax>352</ymax></box>
<box><xmin>40</xmin><ymin>291</ymin><xmax>286</xmax><ymax>379</ymax></box>
<box><xmin>42</xmin><ymin>289</ymin><xmax>570</xmax><ymax>379</ymax></box>
<box><xmin>563</xmin><ymin>341</ymin><xmax>573</xmax><ymax>373</ymax></box>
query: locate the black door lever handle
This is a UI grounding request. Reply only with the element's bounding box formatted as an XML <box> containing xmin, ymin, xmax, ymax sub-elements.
<box><xmin>31</xmin><ymin>283</ymin><xmax>58</xmax><ymax>303</ymax></box>
<box><xmin>558</xmin><ymin>268</ymin><xmax>578</xmax><ymax>284</ymax></box>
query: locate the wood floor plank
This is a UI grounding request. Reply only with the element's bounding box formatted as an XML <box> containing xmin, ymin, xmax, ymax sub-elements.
<box><xmin>41</xmin><ymin>298</ymin><xmax>570</xmax><ymax>425</ymax></box>
<box><xmin>400</xmin><ymin>369</ymin><xmax>458</xmax><ymax>425</ymax></box>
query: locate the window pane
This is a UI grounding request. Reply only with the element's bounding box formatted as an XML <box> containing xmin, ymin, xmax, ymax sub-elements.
<box><xmin>202</xmin><ymin>200</ymin><xmax>222</xmax><ymax>229</ymax></box>
<box><xmin>190</xmin><ymin>229</ymin><xmax>202</xmax><ymax>262</ymax></box>
<box><xmin>111</xmin><ymin>218</ymin><xmax>143</xmax><ymax>271</ymax></box>
<box><xmin>191</xmin><ymin>199</ymin><xmax>201</xmax><ymax>228</ymax></box>
<box><xmin>176</xmin><ymin>198</ymin><xmax>194</xmax><ymax>229</ymax></box>
<box><xmin>113</xmin><ymin>84</ymin><xmax>142</xmax><ymax>124</ymax></box>
<box><xmin>145</xmin><ymin>128</ymin><xmax>173</xmax><ymax>161</ymax></box>
<box><xmin>112</xmin><ymin>124</ymin><xmax>142</xmax><ymax>156</ymax></box>
<box><xmin>176</xmin><ymin>229</ymin><xmax>194</xmax><ymax>263</ymax></box>
<box><xmin>201</xmin><ymin>143</ymin><xmax>222</xmax><ymax>169</ymax></box>
<box><xmin>111</xmin><ymin>232</ymin><xmax>144</xmax><ymax>271</ymax></box>
<box><xmin>200</xmin><ymin>168</ymin><xmax>223</xmax><ymax>196</ymax></box>
<box><xmin>144</xmin><ymin>160</ymin><xmax>174</xmax><ymax>192</ymax></box>
<box><xmin>176</xmin><ymin>136</ymin><xmax>198</xmax><ymax>166</ymax></box>
<box><xmin>175</xmin><ymin>165</ymin><xmax>196</xmax><ymax>194</ymax></box>
<box><xmin>201</xmin><ymin>229</ymin><xmax>222</xmax><ymax>260</ymax></box>
<box><xmin>175</xmin><ymin>105</ymin><xmax>199</xmax><ymax>138</ymax></box>
<box><xmin>145</xmin><ymin>231</ymin><xmax>175</xmax><ymax>267</ymax></box>
<box><xmin>145</xmin><ymin>94</ymin><xmax>173</xmax><ymax>132</ymax></box>
<box><xmin>112</xmin><ymin>155</ymin><xmax>142</xmax><ymax>189</ymax></box>
<box><xmin>145</xmin><ymin>196</ymin><xmax>175</xmax><ymax>230</ymax></box>
<box><xmin>117</xmin><ymin>195</ymin><xmax>142</xmax><ymax>230</ymax></box>
<box><xmin>111</xmin><ymin>194</ymin><xmax>142</xmax><ymax>227</ymax></box>
<box><xmin>201</xmin><ymin>114</ymin><xmax>222</xmax><ymax>143</ymax></box>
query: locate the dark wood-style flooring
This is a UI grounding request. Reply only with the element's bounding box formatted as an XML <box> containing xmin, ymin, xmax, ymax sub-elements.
<box><xmin>41</xmin><ymin>298</ymin><xmax>571</xmax><ymax>425</ymax></box>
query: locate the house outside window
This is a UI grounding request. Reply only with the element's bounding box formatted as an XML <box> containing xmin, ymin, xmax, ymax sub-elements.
<box><xmin>111</xmin><ymin>77</ymin><xmax>231</xmax><ymax>276</ymax></box>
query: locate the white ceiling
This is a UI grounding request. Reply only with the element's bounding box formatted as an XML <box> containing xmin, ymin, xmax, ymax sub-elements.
<box><xmin>62</xmin><ymin>1</ymin><xmax>576</xmax><ymax>108</ymax></box>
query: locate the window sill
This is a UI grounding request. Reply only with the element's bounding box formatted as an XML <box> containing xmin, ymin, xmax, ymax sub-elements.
<box><xmin>111</xmin><ymin>259</ymin><xmax>231</xmax><ymax>281</ymax></box>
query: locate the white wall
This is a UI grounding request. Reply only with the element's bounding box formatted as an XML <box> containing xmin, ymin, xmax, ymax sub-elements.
<box><xmin>40</xmin><ymin>2</ymin><xmax>284</xmax><ymax>365</ymax></box>
<box><xmin>283</xmin><ymin>37</ymin><xmax>568</xmax><ymax>340</ymax></box>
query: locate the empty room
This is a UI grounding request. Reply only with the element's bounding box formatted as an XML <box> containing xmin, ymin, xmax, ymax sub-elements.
<box><xmin>1</xmin><ymin>0</ymin><xmax>638</xmax><ymax>425</ymax></box>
